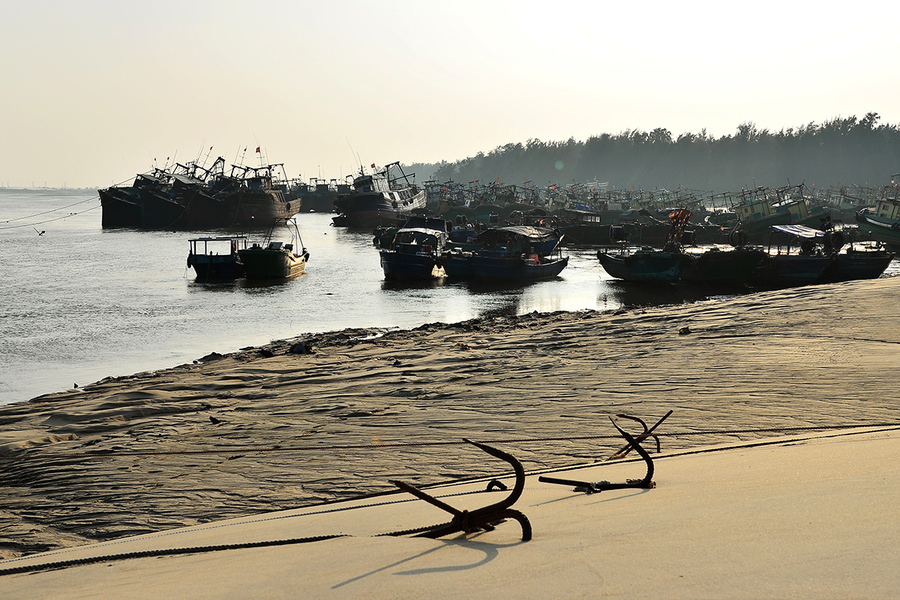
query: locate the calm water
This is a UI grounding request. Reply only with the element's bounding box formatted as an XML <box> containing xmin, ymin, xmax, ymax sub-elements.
<box><xmin>2</xmin><ymin>189</ymin><xmax>895</xmax><ymax>406</ymax></box>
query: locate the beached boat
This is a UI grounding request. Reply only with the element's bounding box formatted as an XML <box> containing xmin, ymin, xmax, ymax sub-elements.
<box><xmin>746</xmin><ymin>224</ymin><xmax>841</xmax><ymax>288</ymax></box>
<box><xmin>332</xmin><ymin>162</ymin><xmax>426</xmax><ymax>229</ymax></box>
<box><xmin>597</xmin><ymin>209</ymin><xmax>694</xmax><ymax>283</ymax></box>
<box><xmin>680</xmin><ymin>247</ymin><xmax>768</xmax><ymax>286</ymax></box>
<box><xmin>379</xmin><ymin>226</ymin><xmax>449</xmax><ymax>281</ymax></box>
<box><xmin>186</xmin><ymin>236</ymin><xmax>248</xmax><ymax>281</ymax></box>
<box><xmin>598</xmin><ymin>249</ymin><xmax>690</xmax><ymax>283</ymax></box>
<box><xmin>238</xmin><ymin>218</ymin><xmax>309</xmax><ymax>279</ymax></box>
<box><xmin>819</xmin><ymin>243</ymin><xmax>895</xmax><ymax>283</ymax></box>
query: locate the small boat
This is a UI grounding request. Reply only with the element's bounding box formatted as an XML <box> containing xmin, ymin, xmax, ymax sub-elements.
<box><xmin>443</xmin><ymin>226</ymin><xmax>568</xmax><ymax>282</ymax></box>
<box><xmin>379</xmin><ymin>226</ymin><xmax>449</xmax><ymax>281</ymax></box>
<box><xmin>681</xmin><ymin>246</ymin><xmax>768</xmax><ymax>286</ymax></box>
<box><xmin>597</xmin><ymin>249</ymin><xmax>689</xmax><ymax>283</ymax></box>
<box><xmin>238</xmin><ymin>218</ymin><xmax>309</xmax><ymax>280</ymax></box>
<box><xmin>469</xmin><ymin>251</ymin><xmax>569</xmax><ymax>281</ymax></box>
<box><xmin>186</xmin><ymin>235</ymin><xmax>248</xmax><ymax>281</ymax></box>
<box><xmin>596</xmin><ymin>209</ymin><xmax>693</xmax><ymax>283</ymax></box>
<box><xmin>747</xmin><ymin>225</ymin><xmax>839</xmax><ymax>288</ymax></box>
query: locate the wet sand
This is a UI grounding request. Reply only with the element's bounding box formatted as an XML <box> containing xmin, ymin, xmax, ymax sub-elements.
<box><xmin>1</xmin><ymin>278</ymin><xmax>898</xmax><ymax>559</ymax></box>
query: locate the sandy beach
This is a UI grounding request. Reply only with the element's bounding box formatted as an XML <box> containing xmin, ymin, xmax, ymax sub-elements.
<box><xmin>1</xmin><ymin>277</ymin><xmax>898</xmax><ymax>562</ymax></box>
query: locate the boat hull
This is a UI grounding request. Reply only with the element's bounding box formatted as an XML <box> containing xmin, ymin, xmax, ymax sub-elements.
<box><xmin>440</xmin><ymin>252</ymin><xmax>477</xmax><ymax>280</ymax></box>
<box><xmin>747</xmin><ymin>255</ymin><xmax>833</xmax><ymax>288</ymax></box>
<box><xmin>818</xmin><ymin>251</ymin><xmax>894</xmax><ymax>283</ymax></box>
<box><xmin>379</xmin><ymin>249</ymin><xmax>440</xmax><ymax>281</ymax></box>
<box><xmin>598</xmin><ymin>251</ymin><xmax>688</xmax><ymax>283</ymax></box>
<box><xmin>189</xmin><ymin>255</ymin><xmax>245</xmax><ymax>281</ymax></box>
<box><xmin>469</xmin><ymin>255</ymin><xmax>569</xmax><ymax>281</ymax></box>
<box><xmin>681</xmin><ymin>249</ymin><xmax>767</xmax><ymax>285</ymax></box>
<box><xmin>238</xmin><ymin>248</ymin><xmax>307</xmax><ymax>279</ymax></box>
<box><xmin>99</xmin><ymin>188</ymin><xmax>143</xmax><ymax>228</ymax></box>
<box><xmin>333</xmin><ymin>190</ymin><xmax>426</xmax><ymax>229</ymax></box>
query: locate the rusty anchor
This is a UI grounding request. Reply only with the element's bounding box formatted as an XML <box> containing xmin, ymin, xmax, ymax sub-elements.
<box><xmin>608</xmin><ymin>409</ymin><xmax>672</xmax><ymax>460</ymax></box>
<box><xmin>389</xmin><ymin>439</ymin><xmax>532</xmax><ymax>541</ymax></box>
<box><xmin>538</xmin><ymin>416</ymin><xmax>657</xmax><ymax>494</ymax></box>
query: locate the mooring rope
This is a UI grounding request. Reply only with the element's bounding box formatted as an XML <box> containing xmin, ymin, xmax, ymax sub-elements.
<box><xmin>1</xmin><ymin>422</ymin><xmax>897</xmax><ymax>463</ymax></box>
<box><xmin>1</xmin><ymin>423</ymin><xmax>898</xmax><ymax>578</ymax></box>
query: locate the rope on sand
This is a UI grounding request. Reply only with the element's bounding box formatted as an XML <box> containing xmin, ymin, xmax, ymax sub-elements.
<box><xmin>2</xmin><ymin>422</ymin><xmax>899</xmax><ymax>462</ymax></box>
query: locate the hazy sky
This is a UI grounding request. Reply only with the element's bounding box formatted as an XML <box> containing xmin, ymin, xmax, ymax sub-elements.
<box><xmin>2</xmin><ymin>1</ymin><xmax>898</xmax><ymax>188</ymax></box>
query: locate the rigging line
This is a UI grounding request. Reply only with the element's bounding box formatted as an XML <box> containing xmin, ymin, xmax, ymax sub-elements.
<box><xmin>0</xmin><ymin>196</ymin><xmax>98</xmax><ymax>223</ymax></box>
<box><xmin>0</xmin><ymin>204</ymin><xmax>101</xmax><ymax>230</ymax></box>
<box><xmin>1</xmin><ymin>422</ymin><xmax>897</xmax><ymax>463</ymax></box>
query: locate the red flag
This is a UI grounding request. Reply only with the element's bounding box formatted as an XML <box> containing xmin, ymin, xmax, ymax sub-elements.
<box><xmin>371</xmin><ymin>163</ymin><xmax>376</xmax><ymax>168</ymax></box>
<box><xmin>256</xmin><ymin>147</ymin><xmax>261</xmax><ymax>153</ymax></box>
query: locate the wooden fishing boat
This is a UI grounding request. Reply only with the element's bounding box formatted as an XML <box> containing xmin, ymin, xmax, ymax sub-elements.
<box><xmin>186</xmin><ymin>235</ymin><xmax>248</xmax><ymax>281</ymax></box>
<box><xmin>680</xmin><ymin>247</ymin><xmax>767</xmax><ymax>286</ymax></box>
<box><xmin>238</xmin><ymin>218</ymin><xmax>309</xmax><ymax>280</ymax></box>
<box><xmin>442</xmin><ymin>225</ymin><xmax>567</xmax><ymax>282</ymax></box>
<box><xmin>597</xmin><ymin>249</ymin><xmax>689</xmax><ymax>283</ymax></box>
<box><xmin>379</xmin><ymin>226</ymin><xmax>449</xmax><ymax>281</ymax></box>
<box><xmin>332</xmin><ymin>162</ymin><xmax>426</xmax><ymax>229</ymax></box>
<box><xmin>468</xmin><ymin>252</ymin><xmax>569</xmax><ymax>281</ymax></box>
<box><xmin>596</xmin><ymin>209</ymin><xmax>693</xmax><ymax>283</ymax></box>
<box><xmin>854</xmin><ymin>190</ymin><xmax>900</xmax><ymax>250</ymax></box>
<box><xmin>747</xmin><ymin>224</ymin><xmax>849</xmax><ymax>288</ymax></box>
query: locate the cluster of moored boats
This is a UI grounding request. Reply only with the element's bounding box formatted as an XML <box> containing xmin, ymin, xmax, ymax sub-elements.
<box><xmin>184</xmin><ymin>208</ymin><xmax>894</xmax><ymax>289</ymax></box>
<box><xmin>375</xmin><ymin>217</ymin><xmax>568</xmax><ymax>282</ymax></box>
<box><xmin>372</xmin><ymin>209</ymin><xmax>895</xmax><ymax>288</ymax></box>
<box><xmin>596</xmin><ymin>210</ymin><xmax>895</xmax><ymax>288</ymax></box>
<box><xmin>100</xmin><ymin>157</ymin><xmax>300</xmax><ymax>230</ymax></box>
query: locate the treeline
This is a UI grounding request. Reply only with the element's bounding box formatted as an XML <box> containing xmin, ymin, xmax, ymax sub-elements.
<box><xmin>409</xmin><ymin>113</ymin><xmax>900</xmax><ymax>193</ymax></box>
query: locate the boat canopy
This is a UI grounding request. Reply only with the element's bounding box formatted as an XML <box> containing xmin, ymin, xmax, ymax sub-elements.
<box><xmin>770</xmin><ymin>224</ymin><xmax>825</xmax><ymax>238</ymax></box>
<box><xmin>479</xmin><ymin>226</ymin><xmax>556</xmax><ymax>241</ymax></box>
<box><xmin>476</xmin><ymin>226</ymin><xmax>562</xmax><ymax>254</ymax></box>
<box><xmin>392</xmin><ymin>228</ymin><xmax>448</xmax><ymax>246</ymax></box>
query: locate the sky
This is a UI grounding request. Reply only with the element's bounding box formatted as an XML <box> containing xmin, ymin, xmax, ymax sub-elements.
<box><xmin>2</xmin><ymin>0</ymin><xmax>898</xmax><ymax>189</ymax></box>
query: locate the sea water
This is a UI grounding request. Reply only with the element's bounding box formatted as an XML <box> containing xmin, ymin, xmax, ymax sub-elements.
<box><xmin>2</xmin><ymin>189</ymin><xmax>894</xmax><ymax>406</ymax></box>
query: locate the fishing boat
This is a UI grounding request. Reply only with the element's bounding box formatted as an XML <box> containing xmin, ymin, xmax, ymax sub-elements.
<box><xmin>680</xmin><ymin>245</ymin><xmax>768</xmax><ymax>287</ymax></box>
<box><xmin>854</xmin><ymin>188</ymin><xmax>900</xmax><ymax>250</ymax></box>
<box><xmin>597</xmin><ymin>249</ymin><xmax>689</xmax><ymax>283</ymax></box>
<box><xmin>820</xmin><ymin>245</ymin><xmax>895</xmax><ymax>283</ymax></box>
<box><xmin>238</xmin><ymin>218</ymin><xmax>309</xmax><ymax>280</ymax></box>
<box><xmin>186</xmin><ymin>236</ymin><xmax>248</xmax><ymax>281</ymax></box>
<box><xmin>747</xmin><ymin>225</ymin><xmax>838</xmax><ymax>288</ymax></box>
<box><xmin>443</xmin><ymin>226</ymin><xmax>568</xmax><ymax>282</ymax></box>
<box><xmin>379</xmin><ymin>226</ymin><xmax>449</xmax><ymax>281</ymax></box>
<box><xmin>332</xmin><ymin>162</ymin><xmax>426</xmax><ymax>229</ymax></box>
<box><xmin>468</xmin><ymin>250</ymin><xmax>569</xmax><ymax>282</ymax></box>
<box><xmin>596</xmin><ymin>210</ymin><xmax>694</xmax><ymax>283</ymax></box>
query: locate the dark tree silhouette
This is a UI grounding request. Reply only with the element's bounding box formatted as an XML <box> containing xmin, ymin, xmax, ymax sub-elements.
<box><xmin>423</xmin><ymin>113</ymin><xmax>900</xmax><ymax>192</ymax></box>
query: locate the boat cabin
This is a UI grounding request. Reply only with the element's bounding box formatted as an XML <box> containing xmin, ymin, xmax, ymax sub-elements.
<box><xmin>874</xmin><ymin>196</ymin><xmax>900</xmax><ymax>220</ymax></box>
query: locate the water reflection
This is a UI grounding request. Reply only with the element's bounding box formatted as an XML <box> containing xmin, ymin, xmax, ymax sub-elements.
<box><xmin>599</xmin><ymin>281</ymin><xmax>746</xmax><ymax>308</ymax></box>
